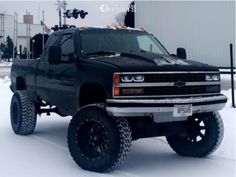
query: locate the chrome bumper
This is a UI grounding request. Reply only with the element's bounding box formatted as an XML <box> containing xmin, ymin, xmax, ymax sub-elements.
<box><xmin>106</xmin><ymin>94</ymin><xmax>227</xmax><ymax>122</ymax></box>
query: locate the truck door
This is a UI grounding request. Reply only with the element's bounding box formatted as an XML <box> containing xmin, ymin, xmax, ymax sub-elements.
<box><xmin>47</xmin><ymin>32</ymin><xmax>78</xmax><ymax>115</ymax></box>
<box><xmin>36</xmin><ymin>33</ymin><xmax>60</xmax><ymax>103</ymax></box>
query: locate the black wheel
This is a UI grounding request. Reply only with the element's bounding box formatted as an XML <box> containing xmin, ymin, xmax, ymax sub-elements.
<box><xmin>166</xmin><ymin>112</ymin><xmax>224</xmax><ymax>157</ymax></box>
<box><xmin>67</xmin><ymin>104</ymin><xmax>132</xmax><ymax>172</ymax></box>
<box><xmin>10</xmin><ymin>91</ymin><xmax>37</xmax><ymax>135</ymax></box>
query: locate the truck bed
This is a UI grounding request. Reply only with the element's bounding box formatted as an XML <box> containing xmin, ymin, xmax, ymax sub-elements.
<box><xmin>11</xmin><ymin>58</ymin><xmax>40</xmax><ymax>99</ymax></box>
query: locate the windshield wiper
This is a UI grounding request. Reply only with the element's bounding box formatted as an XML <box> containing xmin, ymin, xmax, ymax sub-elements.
<box><xmin>85</xmin><ymin>51</ymin><xmax>117</xmax><ymax>57</ymax></box>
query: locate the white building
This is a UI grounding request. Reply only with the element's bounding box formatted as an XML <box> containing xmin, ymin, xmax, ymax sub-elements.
<box><xmin>0</xmin><ymin>13</ymin><xmax>43</xmax><ymax>58</ymax></box>
<box><xmin>135</xmin><ymin>1</ymin><xmax>235</xmax><ymax>68</ymax></box>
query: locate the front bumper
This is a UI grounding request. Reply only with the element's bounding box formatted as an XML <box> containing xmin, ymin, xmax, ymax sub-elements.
<box><xmin>106</xmin><ymin>94</ymin><xmax>227</xmax><ymax>122</ymax></box>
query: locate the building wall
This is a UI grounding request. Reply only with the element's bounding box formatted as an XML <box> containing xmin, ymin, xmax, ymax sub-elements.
<box><xmin>1</xmin><ymin>14</ymin><xmax>14</xmax><ymax>43</ymax></box>
<box><xmin>135</xmin><ymin>1</ymin><xmax>235</xmax><ymax>67</ymax></box>
<box><xmin>0</xmin><ymin>14</ymin><xmax>43</xmax><ymax>51</ymax></box>
<box><xmin>18</xmin><ymin>23</ymin><xmax>43</xmax><ymax>38</ymax></box>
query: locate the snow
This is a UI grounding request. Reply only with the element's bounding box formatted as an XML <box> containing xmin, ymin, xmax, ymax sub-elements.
<box><xmin>0</xmin><ymin>61</ymin><xmax>12</xmax><ymax>67</ymax></box>
<box><xmin>221</xmin><ymin>73</ymin><xmax>235</xmax><ymax>80</ymax></box>
<box><xmin>0</xmin><ymin>77</ymin><xmax>235</xmax><ymax>177</ymax></box>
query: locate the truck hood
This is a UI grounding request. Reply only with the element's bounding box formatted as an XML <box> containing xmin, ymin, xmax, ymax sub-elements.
<box><xmin>92</xmin><ymin>52</ymin><xmax>218</xmax><ymax>72</ymax></box>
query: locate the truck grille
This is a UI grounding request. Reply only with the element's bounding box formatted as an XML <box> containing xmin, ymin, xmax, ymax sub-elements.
<box><xmin>145</xmin><ymin>73</ymin><xmax>206</xmax><ymax>83</ymax></box>
<box><xmin>120</xmin><ymin>85</ymin><xmax>220</xmax><ymax>96</ymax></box>
<box><xmin>114</xmin><ymin>72</ymin><xmax>220</xmax><ymax>98</ymax></box>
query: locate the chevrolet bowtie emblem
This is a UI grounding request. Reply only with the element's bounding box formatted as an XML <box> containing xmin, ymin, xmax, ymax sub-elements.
<box><xmin>174</xmin><ymin>81</ymin><xmax>186</xmax><ymax>87</ymax></box>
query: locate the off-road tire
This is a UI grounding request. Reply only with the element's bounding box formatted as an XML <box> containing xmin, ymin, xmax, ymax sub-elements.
<box><xmin>166</xmin><ymin>112</ymin><xmax>224</xmax><ymax>157</ymax></box>
<box><xmin>10</xmin><ymin>91</ymin><xmax>37</xmax><ymax>135</ymax></box>
<box><xmin>67</xmin><ymin>104</ymin><xmax>132</xmax><ymax>173</ymax></box>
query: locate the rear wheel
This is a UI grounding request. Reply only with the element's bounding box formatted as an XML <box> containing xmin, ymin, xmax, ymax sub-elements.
<box><xmin>67</xmin><ymin>104</ymin><xmax>132</xmax><ymax>172</ymax></box>
<box><xmin>166</xmin><ymin>112</ymin><xmax>224</xmax><ymax>157</ymax></box>
<box><xmin>10</xmin><ymin>91</ymin><xmax>37</xmax><ymax>135</ymax></box>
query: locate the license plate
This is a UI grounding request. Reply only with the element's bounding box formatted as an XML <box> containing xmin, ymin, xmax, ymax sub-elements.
<box><xmin>173</xmin><ymin>104</ymin><xmax>192</xmax><ymax>117</ymax></box>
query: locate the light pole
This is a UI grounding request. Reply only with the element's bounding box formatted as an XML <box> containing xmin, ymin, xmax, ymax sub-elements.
<box><xmin>0</xmin><ymin>36</ymin><xmax>2</xmax><ymax>62</ymax></box>
<box><xmin>32</xmin><ymin>39</ymin><xmax>35</xmax><ymax>59</ymax></box>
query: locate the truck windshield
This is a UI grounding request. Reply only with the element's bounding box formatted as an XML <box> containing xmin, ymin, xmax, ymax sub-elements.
<box><xmin>80</xmin><ymin>30</ymin><xmax>169</xmax><ymax>57</ymax></box>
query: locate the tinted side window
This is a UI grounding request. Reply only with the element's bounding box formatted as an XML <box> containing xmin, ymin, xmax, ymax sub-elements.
<box><xmin>45</xmin><ymin>35</ymin><xmax>59</xmax><ymax>49</ymax></box>
<box><xmin>60</xmin><ymin>34</ymin><xmax>74</xmax><ymax>56</ymax></box>
<box><xmin>42</xmin><ymin>34</ymin><xmax>59</xmax><ymax>61</ymax></box>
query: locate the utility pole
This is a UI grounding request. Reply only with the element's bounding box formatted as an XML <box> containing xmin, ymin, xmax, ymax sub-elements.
<box><xmin>56</xmin><ymin>0</ymin><xmax>67</xmax><ymax>27</ymax></box>
<box><xmin>59</xmin><ymin>6</ymin><xmax>62</xmax><ymax>27</ymax></box>
<box><xmin>38</xmin><ymin>3</ymin><xmax>41</xmax><ymax>24</ymax></box>
<box><xmin>57</xmin><ymin>0</ymin><xmax>62</xmax><ymax>27</ymax></box>
<box><xmin>0</xmin><ymin>12</ymin><xmax>6</xmax><ymax>61</ymax></box>
<box><xmin>0</xmin><ymin>12</ymin><xmax>5</xmax><ymax>42</ymax></box>
<box><xmin>42</xmin><ymin>10</ymin><xmax>45</xmax><ymax>50</ymax></box>
<box><xmin>28</xmin><ymin>22</ymin><xmax>31</xmax><ymax>59</ymax></box>
<box><xmin>0</xmin><ymin>34</ymin><xmax>1</xmax><ymax>61</ymax></box>
<box><xmin>230</xmin><ymin>44</ymin><xmax>235</xmax><ymax>108</ymax></box>
<box><xmin>25</xmin><ymin>11</ymin><xmax>31</xmax><ymax>59</ymax></box>
<box><xmin>62</xmin><ymin>0</ymin><xmax>67</xmax><ymax>25</ymax></box>
<box><xmin>13</xmin><ymin>12</ymin><xmax>16</xmax><ymax>59</ymax></box>
<box><xmin>0</xmin><ymin>14</ymin><xmax>3</xmax><ymax>61</ymax></box>
<box><xmin>0</xmin><ymin>12</ymin><xmax>5</xmax><ymax>43</ymax></box>
<box><xmin>16</xmin><ymin>12</ymin><xmax>18</xmax><ymax>57</ymax></box>
<box><xmin>26</xmin><ymin>11</ymin><xmax>28</xmax><ymax>59</ymax></box>
<box><xmin>13</xmin><ymin>12</ymin><xmax>18</xmax><ymax>59</ymax></box>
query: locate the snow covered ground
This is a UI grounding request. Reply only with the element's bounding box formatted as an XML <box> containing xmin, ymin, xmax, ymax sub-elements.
<box><xmin>0</xmin><ymin>77</ymin><xmax>235</xmax><ymax>177</ymax></box>
<box><xmin>0</xmin><ymin>61</ymin><xmax>12</xmax><ymax>67</ymax></box>
<box><xmin>0</xmin><ymin>62</ymin><xmax>12</xmax><ymax>78</ymax></box>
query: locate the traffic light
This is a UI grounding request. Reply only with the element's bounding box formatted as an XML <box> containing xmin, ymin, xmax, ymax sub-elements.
<box><xmin>72</xmin><ymin>8</ymin><xmax>79</xmax><ymax>19</ymax></box>
<box><xmin>64</xmin><ymin>10</ymin><xmax>72</xmax><ymax>18</ymax></box>
<box><xmin>79</xmin><ymin>10</ymin><xmax>88</xmax><ymax>19</ymax></box>
<box><xmin>64</xmin><ymin>8</ymin><xmax>88</xmax><ymax>19</ymax></box>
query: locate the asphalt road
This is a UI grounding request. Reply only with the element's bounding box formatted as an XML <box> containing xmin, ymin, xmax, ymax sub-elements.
<box><xmin>0</xmin><ymin>66</ymin><xmax>235</xmax><ymax>90</ymax></box>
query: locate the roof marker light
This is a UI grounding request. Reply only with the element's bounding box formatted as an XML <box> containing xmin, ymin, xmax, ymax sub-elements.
<box><xmin>140</xmin><ymin>27</ymin><xmax>146</xmax><ymax>32</ymax></box>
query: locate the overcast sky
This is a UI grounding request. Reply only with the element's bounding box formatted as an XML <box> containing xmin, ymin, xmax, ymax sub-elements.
<box><xmin>0</xmin><ymin>1</ymin><xmax>131</xmax><ymax>27</ymax></box>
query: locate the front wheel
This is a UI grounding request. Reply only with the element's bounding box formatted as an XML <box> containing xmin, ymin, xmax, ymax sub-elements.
<box><xmin>10</xmin><ymin>91</ymin><xmax>37</xmax><ymax>135</ymax></box>
<box><xmin>166</xmin><ymin>112</ymin><xmax>224</xmax><ymax>157</ymax></box>
<box><xmin>67</xmin><ymin>104</ymin><xmax>132</xmax><ymax>172</ymax></box>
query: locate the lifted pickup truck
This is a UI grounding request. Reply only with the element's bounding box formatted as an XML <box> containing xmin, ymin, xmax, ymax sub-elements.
<box><xmin>10</xmin><ymin>26</ymin><xmax>227</xmax><ymax>172</ymax></box>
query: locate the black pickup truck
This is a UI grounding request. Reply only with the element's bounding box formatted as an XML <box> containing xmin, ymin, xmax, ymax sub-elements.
<box><xmin>10</xmin><ymin>27</ymin><xmax>227</xmax><ymax>172</ymax></box>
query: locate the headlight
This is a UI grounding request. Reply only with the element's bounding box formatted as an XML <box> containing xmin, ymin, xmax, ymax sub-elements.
<box><xmin>121</xmin><ymin>75</ymin><xmax>144</xmax><ymax>83</ymax></box>
<box><xmin>133</xmin><ymin>75</ymin><xmax>145</xmax><ymax>82</ymax></box>
<box><xmin>121</xmin><ymin>75</ymin><xmax>133</xmax><ymax>82</ymax></box>
<box><xmin>212</xmin><ymin>75</ymin><xmax>220</xmax><ymax>81</ymax></box>
<box><xmin>205</xmin><ymin>74</ymin><xmax>220</xmax><ymax>81</ymax></box>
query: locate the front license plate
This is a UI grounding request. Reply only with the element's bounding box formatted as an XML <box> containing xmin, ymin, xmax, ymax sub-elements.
<box><xmin>173</xmin><ymin>104</ymin><xmax>192</xmax><ymax>117</ymax></box>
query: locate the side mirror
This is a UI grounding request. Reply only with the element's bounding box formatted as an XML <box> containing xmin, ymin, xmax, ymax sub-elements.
<box><xmin>48</xmin><ymin>46</ymin><xmax>61</xmax><ymax>65</ymax></box>
<box><xmin>177</xmin><ymin>48</ymin><xmax>187</xmax><ymax>59</ymax></box>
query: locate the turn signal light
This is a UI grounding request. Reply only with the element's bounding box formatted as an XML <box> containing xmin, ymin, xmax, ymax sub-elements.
<box><xmin>114</xmin><ymin>87</ymin><xmax>120</xmax><ymax>96</ymax></box>
<box><xmin>114</xmin><ymin>74</ymin><xmax>120</xmax><ymax>84</ymax></box>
